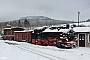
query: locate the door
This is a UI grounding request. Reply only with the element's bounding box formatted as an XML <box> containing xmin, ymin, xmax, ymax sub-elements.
<box><xmin>79</xmin><ymin>34</ymin><xmax>85</xmax><ymax>47</ymax></box>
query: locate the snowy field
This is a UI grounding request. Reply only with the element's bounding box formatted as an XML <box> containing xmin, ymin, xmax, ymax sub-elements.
<box><xmin>0</xmin><ymin>40</ymin><xmax>90</xmax><ymax>60</ymax></box>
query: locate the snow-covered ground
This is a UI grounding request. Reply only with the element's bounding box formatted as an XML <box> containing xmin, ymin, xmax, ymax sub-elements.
<box><xmin>0</xmin><ymin>40</ymin><xmax>90</xmax><ymax>60</ymax></box>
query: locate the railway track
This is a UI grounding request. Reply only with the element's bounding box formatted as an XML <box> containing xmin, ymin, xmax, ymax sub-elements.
<box><xmin>20</xmin><ymin>43</ymin><xmax>66</xmax><ymax>52</ymax></box>
<box><xmin>23</xmin><ymin>44</ymin><xmax>90</xmax><ymax>56</ymax></box>
<box><xmin>15</xmin><ymin>45</ymin><xmax>66</xmax><ymax>60</ymax></box>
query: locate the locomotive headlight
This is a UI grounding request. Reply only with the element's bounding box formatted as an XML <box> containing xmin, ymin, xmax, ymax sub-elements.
<box><xmin>36</xmin><ymin>40</ymin><xmax>37</xmax><ymax>42</ymax></box>
<box><xmin>36</xmin><ymin>41</ymin><xmax>38</xmax><ymax>42</ymax></box>
<box><xmin>66</xmin><ymin>39</ymin><xmax>68</xmax><ymax>41</ymax></box>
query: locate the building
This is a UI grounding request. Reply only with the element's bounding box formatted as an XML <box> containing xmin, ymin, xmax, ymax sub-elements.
<box><xmin>14</xmin><ymin>30</ymin><xmax>33</xmax><ymax>42</ymax></box>
<box><xmin>73</xmin><ymin>27</ymin><xmax>90</xmax><ymax>47</ymax></box>
<box><xmin>3</xmin><ymin>27</ymin><xmax>24</xmax><ymax>40</ymax></box>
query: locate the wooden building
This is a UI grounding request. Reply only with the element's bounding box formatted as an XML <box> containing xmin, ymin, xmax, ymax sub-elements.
<box><xmin>3</xmin><ymin>27</ymin><xmax>24</xmax><ymax>40</ymax></box>
<box><xmin>14</xmin><ymin>30</ymin><xmax>33</xmax><ymax>42</ymax></box>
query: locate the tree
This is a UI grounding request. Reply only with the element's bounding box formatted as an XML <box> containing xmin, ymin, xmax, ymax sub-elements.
<box><xmin>24</xmin><ymin>18</ymin><xmax>30</xmax><ymax>30</ymax></box>
<box><xmin>35</xmin><ymin>20</ymin><xmax>40</xmax><ymax>27</ymax></box>
<box><xmin>13</xmin><ymin>20</ymin><xmax>17</xmax><ymax>27</ymax></box>
<box><xmin>9</xmin><ymin>21</ymin><xmax>13</xmax><ymax>27</ymax></box>
<box><xmin>18</xmin><ymin>20</ymin><xmax>22</xmax><ymax>27</ymax></box>
<box><xmin>27</xmin><ymin>21</ymin><xmax>30</xmax><ymax>30</ymax></box>
<box><xmin>24</xmin><ymin>18</ymin><xmax>28</xmax><ymax>27</ymax></box>
<box><xmin>3</xmin><ymin>22</ymin><xmax>7</xmax><ymax>27</ymax></box>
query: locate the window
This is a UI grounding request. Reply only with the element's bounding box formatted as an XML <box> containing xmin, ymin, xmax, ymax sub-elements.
<box><xmin>82</xmin><ymin>34</ymin><xmax>85</xmax><ymax>40</ymax></box>
<box><xmin>88</xmin><ymin>34</ymin><xmax>90</xmax><ymax>43</ymax></box>
<box><xmin>79</xmin><ymin>34</ymin><xmax>81</xmax><ymax>40</ymax></box>
<box><xmin>79</xmin><ymin>34</ymin><xmax>85</xmax><ymax>40</ymax></box>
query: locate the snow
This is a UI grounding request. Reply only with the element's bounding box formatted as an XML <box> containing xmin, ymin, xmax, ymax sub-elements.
<box><xmin>43</xmin><ymin>27</ymin><xmax>71</xmax><ymax>33</ymax></box>
<box><xmin>58</xmin><ymin>29</ymin><xmax>71</xmax><ymax>33</ymax></box>
<box><xmin>43</xmin><ymin>28</ymin><xmax>58</xmax><ymax>32</ymax></box>
<box><xmin>0</xmin><ymin>40</ymin><xmax>90</xmax><ymax>60</ymax></box>
<box><xmin>14</xmin><ymin>30</ymin><xmax>33</xmax><ymax>32</ymax></box>
<box><xmin>73</xmin><ymin>27</ymin><xmax>90</xmax><ymax>32</ymax></box>
<box><xmin>34</xmin><ymin>26</ymin><xmax>48</xmax><ymax>30</ymax></box>
<box><xmin>34</xmin><ymin>27</ymin><xmax>44</xmax><ymax>30</ymax></box>
<box><xmin>42</xmin><ymin>24</ymin><xmax>90</xmax><ymax>33</ymax></box>
<box><xmin>73</xmin><ymin>22</ymin><xmax>90</xmax><ymax>26</ymax></box>
<box><xmin>81</xmin><ymin>22</ymin><xmax>90</xmax><ymax>26</ymax></box>
<box><xmin>4</xmin><ymin>28</ymin><xmax>11</xmax><ymax>29</ymax></box>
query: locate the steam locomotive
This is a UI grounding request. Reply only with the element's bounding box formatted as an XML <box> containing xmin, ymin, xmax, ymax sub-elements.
<box><xmin>32</xmin><ymin>24</ymin><xmax>77</xmax><ymax>48</ymax></box>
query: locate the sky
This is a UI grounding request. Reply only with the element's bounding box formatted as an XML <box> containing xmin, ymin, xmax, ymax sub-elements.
<box><xmin>0</xmin><ymin>0</ymin><xmax>90</xmax><ymax>22</ymax></box>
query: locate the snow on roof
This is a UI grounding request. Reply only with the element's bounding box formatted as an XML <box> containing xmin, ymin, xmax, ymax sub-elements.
<box><xmin>34</xmin><ymin>26</ymin><xmax>48</xmax><ymax>30</ymax></box>
<box><xmin>43</xmin><ymin>26</ymin><xmax>48</xmax><ymax>27</ymax></box>
<box><xmin>73</xmin><ymin>27</ymin><xmax>90</xmax><ymax>32</ymax></box>
<box><xmin>43</xmin><ymin>27</ymin><xmax>71</xmax><ymax>33</ymax></box>
<box><xmin>4</xmin><ymin>28</ymin><xmax>11</xmax><ymax>29</ymax></box>
<box><xmin>34</xmin><ymin>27</ymin><xmax>44</xmax><ymax>30</ymax></box>
<box><xmin>70</xmin><ymin>22</ymin><xmax>90</xmax><ymax>27</ymax></box>
<box><xmin>43</xmin><ymin>28</ymin><xmax>58</xmax><ymax>32</ymax></box>
<box><xmin>58</xmin><ymin>29</ymin><xmax>70</xmax><ymax>33</ymax></box>
<box><xmin>78</xmin><ymin>22</ymin><xmax>90</xmax><ymax>26</ymax></box>
<box><xmin>28</xmin><ymin>30</ymin><xmax>33</xmax><ymax>31</ymax></box>
<box><xmin>59</xmin><ymin>24</ymin><xmax>67</xmax><ymax>27</ymax></box>
<box><xmin>50</xmin><ymin>25</ymin><xmax>57</xmax><ymax>27</ymax></box>
<box><xmin>6</xmin><ymin>24</ymin><xmax>11</xmax><ymax>26</ymax></box>
<box><xmin>14</xmin><ymin>30</ymin><xmax>33</xmax><ymax>32</ymax></box>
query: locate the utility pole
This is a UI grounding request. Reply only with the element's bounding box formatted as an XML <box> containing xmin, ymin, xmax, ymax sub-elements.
<box><xmin>78</xmin><ymin>11</ymin><xmax>80</xmax><ymax>27</ymax></box>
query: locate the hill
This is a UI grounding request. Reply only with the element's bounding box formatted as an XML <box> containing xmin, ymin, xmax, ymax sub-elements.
<box><xmin>0</xmin><ymin>16</ymin><xmax>75</xmax><ymax>27</ymax></box>
<box><xmin>18</xmin><ymin>16</ymin><xmax>75</xmax><ymax>26</ymax></box>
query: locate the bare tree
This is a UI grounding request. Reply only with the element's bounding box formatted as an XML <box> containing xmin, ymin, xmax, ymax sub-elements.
<box><xmin>3</xmin><ymin>22</ymin><xmax>9</xmax><ymax>27</ymax></box>
<box><xmin>9</xmin><ymin>21</ymin><xmax>13</xmax><ymax>27</ymax></box>
<box><xmin>13</xmin><ymin>20</ymin><xmax>17</xmax><ymax>27</ymax></box>
<box><xmin>35</xmin><ymin>20</ymin><xmax>40</xmax><ymax>27</ymax></box>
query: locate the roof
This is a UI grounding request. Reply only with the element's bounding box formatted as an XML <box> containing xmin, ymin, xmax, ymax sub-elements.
<box><xmin>4</xmin><ymin>28</ymin><xmax>11</xmax><ymax>29</ymax></box>
<box><xmin>14</xmin><ymin>30</ymin><xmax>33</xmax><ymax>32</ymax></box>
<box><xmin>73</xmin><ymin>27</ymin><xmax>90</xmax><ymax>32</ymax></box>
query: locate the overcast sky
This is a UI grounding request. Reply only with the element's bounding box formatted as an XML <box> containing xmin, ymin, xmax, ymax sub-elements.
<box><xmin>0</xmin><ymin>0</ymin><xmax>90</xmax><ymax>22</ymax></box>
